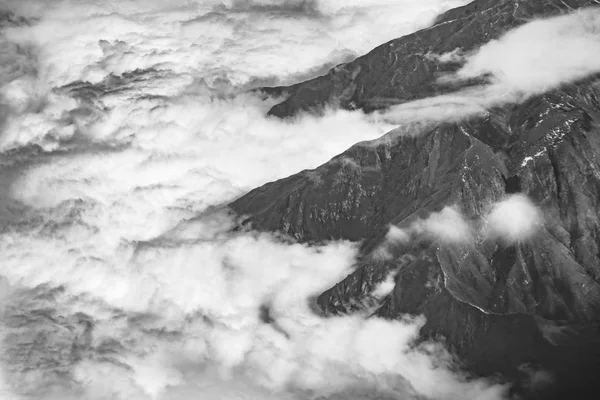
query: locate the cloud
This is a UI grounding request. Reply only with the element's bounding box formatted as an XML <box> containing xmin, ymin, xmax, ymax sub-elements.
<box><xmin>381</xmin><ymin>7</ymin><xmax>600</xmax><ymax>127</ymax></box>
<box><xmin>424</xmin><ymin>48</ymin><xmax>465</xmax><ymax>63</ymax></box>
<box><xmin>381</xmin><ymin>196</ymin><xmax>543</xmax><ymax>250</ymax></box>
<box><xmin>375</xmin><ymin>207</ymin><xmax>475</xmax><ymax>262</ymax></box>
<box><xmin>0</xmin><ymin>208</ymin><xmax>507</xmax><ymax>400</ymax></box>
<box><xmin>1</xmin><ymin>0</ymin><xmax>471</xmax><ymax>89</ymax></box>
<box><xmin>385</xmin><ymin>206</ymin><xmax>474</xmax><ymax>248</ymax></box>
<box><xmin>378</xmin><ymin>83</ymin><xmax>503</xmax><ymax>126</ymax></box>
<box><xmin>485</xmin><ymin>194</ymin><xmax>543</xmax><ymax>243</ymax></box>
<box><xmin>371</xmin><ymin>271</ymin><xmax>397</xmax><ymax>299</ymax></box>
<box><xmin>457</xmin><ymin>6</ymin><xmax>600</xmax><ymax>96</ymax></box>
<box><xmin>386</xmin><ymin>225</ymin><xmax>412</xmax><ymax>244</ymax></box>
<box><xmin>414</xmin><ymin>206</ymin><xmax>475</xmax><ymax>244</ymax></box>
<box><xmin>0</xmin><ymin>0</ymin><xmax>472</xmax><ymax>151</ymax></box>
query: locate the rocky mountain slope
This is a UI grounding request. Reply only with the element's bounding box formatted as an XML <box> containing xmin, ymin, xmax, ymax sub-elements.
<box><xmin>231</xmin><ymin>0</ymin><xmax>600</xmax><ymax>398</ymax></box>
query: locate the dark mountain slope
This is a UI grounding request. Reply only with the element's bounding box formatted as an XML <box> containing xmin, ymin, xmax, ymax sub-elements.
<box><xmin>234</xmin><ymin>76</ymin><xmax>600</xmax><ymax>317</ymax></box>
<box><xmin>231</xmin><ymin>0</ymin><xmax>600</xmax><ymax>398</ymax></box>
<box><xmin>234</xmin><ymin>76</ymin><xmax>600</xmax><ymax>398</ymax></box>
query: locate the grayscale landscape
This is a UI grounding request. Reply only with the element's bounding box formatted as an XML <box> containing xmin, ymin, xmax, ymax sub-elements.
<box><xmin>0</xmin><ymin>1</ymin><xmax>599</xmax><ymax>399</ymax></box>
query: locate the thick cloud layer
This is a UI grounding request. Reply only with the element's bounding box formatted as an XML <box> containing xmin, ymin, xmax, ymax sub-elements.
<box><xmin>0</xmin><ymin>1</ymin><xmax>513</xmax><ymax>400</ymax></box>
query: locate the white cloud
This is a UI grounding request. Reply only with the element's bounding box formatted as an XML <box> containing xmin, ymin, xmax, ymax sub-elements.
<box><xmin>424</xmin><ymin>48</ymin><xmax>465</xmax><ymax>63</ymax></box>
<box><xmin>385</xmin><ymin>206</ymin><xmax>474</xmax><ymax>248</ymax></box>
<box><xmin>457</xmin><ymin>7</ymin><xmax>600</xmax><ymax>96</ymax></box>
<box><xmin>414</xmin><ymin>206</ymin><xmax>474</xmax><ymax>244</ymax></box>
<box><xmin>376</xmin><ymin>207</ymin><xmax>474</xmax><ymax>262</ymax></box>
<box><xmin>1</xmin><ymin>0</ymin><xmax>470</xmax><ymax>90</ymax></box>
<box><xmin>372</xmin><ymin>272</ymin><xmax>397</xmax><ymax>299</ymax></box>
<box><xmin>378</xmin><ymin>84</ymin><xmax>499</xmax><ymax>126</ymax></box>
<box><xmin>0</xmin><ymin>208</ymin><xmax>507</xmax><ymax>400</ymax></box>
<box><xmin>386</xmin><ymin>225</ymin><xmax>412</xmax><ymax>244</ymax></box>
<box><xmin>486</xmin><ymin>194</ymin><xmax>543</xmax><ymax>243</ymax></box>
<box><xmin>382</xmin><ymin>197</ymin><xmax>544</xmax><ymax>249</ymax></box>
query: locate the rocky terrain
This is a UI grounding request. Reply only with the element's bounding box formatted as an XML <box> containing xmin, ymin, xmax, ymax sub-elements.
<box><xmin>231</xmin><ymin>0</ymin><xmax>600</xmax><ymax>398</ymax></box>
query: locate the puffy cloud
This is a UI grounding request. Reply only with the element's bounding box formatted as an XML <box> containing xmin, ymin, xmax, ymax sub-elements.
<box><xmin>0</xmin><ymin>0</ymin><xmax>470</xmax><ymax>90</ymax></box>
<box><xmin>383</xmin><ymin>197</ymin><xmax>544</xmax><ymax>249</ymax></box>
<box><xmin>0</xmin><ymin>208</ymin><xmax>507</xmax><ymax>400</ymax></box>
<box><xmin>386</xmin><ymin>225</ymin><xmax>412</xmax><ymax>244</ymax></box>
<box><xmin>371</xmin><ymin>272</ymin><xmax>397</xmax><ymax>299</ymax></box>
<box><xmin>386</xmin><ymin>206</ymin><xmax>474</xmax><ymax>247</ymax></box>
<box><xmin>414</xmin><ymin>206</ymin><xmax>474</xmax><ymax>244</ymax></box>
<box><xmin>247</xmin><ymin>315</ymin><xmax>508</xmax><ymax>400</ymax></box>
<box><xmin>457</xmin><ymin>7</ymin><xmax>600</xmax><ymax>96</ymax></box>
<box><xmin>376</xmin><ymin>207</ymin><xmax>474</xmax><ymax>262</ymax></box>
<box><xmin>0</xmin><ymin>0</ymin><xmax>473</xmax><ymax>151</ymax></box>
<box><xmin>485</xmin><ymin>194</ymin><xmax>543</xmax><ymax>243</ymax></box>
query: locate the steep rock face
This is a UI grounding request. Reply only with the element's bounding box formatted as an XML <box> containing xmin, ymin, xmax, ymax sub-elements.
<box><xmin>231</xmin><ymin>0</ymin><xmax>600</xmax><ymax>397</ymax></box>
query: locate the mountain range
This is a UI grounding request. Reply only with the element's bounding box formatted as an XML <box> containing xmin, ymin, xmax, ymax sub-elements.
<box><xmin>230</xmin><ymin>1</ymin><xmax>600</xmax><ymax>399</ymax></box>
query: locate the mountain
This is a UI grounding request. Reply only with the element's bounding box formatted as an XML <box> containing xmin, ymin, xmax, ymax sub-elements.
<box><xmin>230</xmin><ymin>0</ymin><xmax>600</xmax><ymax>398</ymax></box>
